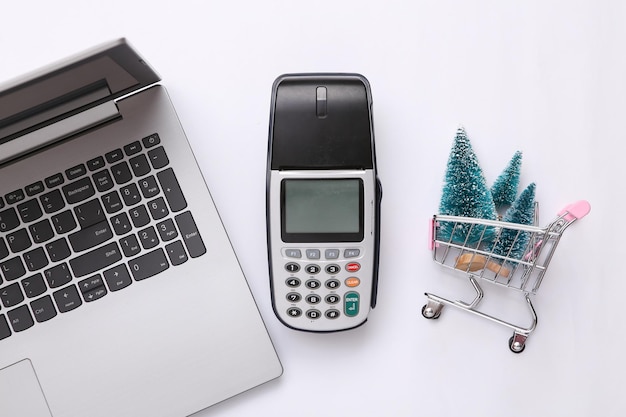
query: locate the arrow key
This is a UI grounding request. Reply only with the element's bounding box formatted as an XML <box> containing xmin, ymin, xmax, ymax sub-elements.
<box><xmin>82</xmin><ymin>286</ymin><xmax>107</xmax><ymax>303</ymax></box>
<box><xmin>78</xmin><ymin>274</ymin><xmax>104</xmax><ymax>293</ymax></box>
<box><xmin>53</xmin><ymin>284</ymin><xmax>82</xmax><ymax>313</ymax></box>
<box><xmin>103</xmin><ymin>264</ymin><xmax>132</xmax><ymax>292</ymax></box>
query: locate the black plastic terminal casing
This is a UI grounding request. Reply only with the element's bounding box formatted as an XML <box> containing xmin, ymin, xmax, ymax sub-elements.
<box><xmin>269</xmin><ymin>74</ymin><xmax>374</xmax><ymax>171</ymax></box>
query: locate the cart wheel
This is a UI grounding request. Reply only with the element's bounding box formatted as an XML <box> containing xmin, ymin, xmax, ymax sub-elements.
<box><xmin>508</xmin><ymin>336</ymin><xmax>526</xmax><ymax>353</ymax></box>
<box><xmin>421</xmin><ymin>304</ymin><xmax>441</xmax><ymax>320</ymax></box>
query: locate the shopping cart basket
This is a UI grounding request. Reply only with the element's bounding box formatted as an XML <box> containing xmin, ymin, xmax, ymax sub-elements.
<box><xmin>422</xmin><ymin>200</ymin><xmax>591</xmax><ymax>353</ymax></box>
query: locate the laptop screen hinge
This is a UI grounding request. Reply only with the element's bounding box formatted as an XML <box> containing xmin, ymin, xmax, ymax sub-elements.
<box><xmin>0</xmin><ymin>100</ymin><xmax>120</xmax><ymax>165</ymax></box>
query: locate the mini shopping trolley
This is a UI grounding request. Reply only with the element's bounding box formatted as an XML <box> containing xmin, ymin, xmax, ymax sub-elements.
<box><xmin>422</xmin><ymin>200</ymin><xmax>591</xmax><ymax>353</ymax></box>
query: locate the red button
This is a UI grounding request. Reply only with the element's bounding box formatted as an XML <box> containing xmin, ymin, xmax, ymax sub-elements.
<box><xmin>346</xmin><ymin>262</ymin><xmax>360</xmax><ymax>272</ymax></box>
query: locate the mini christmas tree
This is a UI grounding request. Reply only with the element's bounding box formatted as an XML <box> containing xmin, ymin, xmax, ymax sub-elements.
<box><xmin>438</xmin><ymin>127</ymin><xmax>497</xmax><ymax>244</ymax></box>
<box><xmin>491</xmin><ymin>182</ymin><xmax>536</xmax><ymax>261</ymax></box>
<box><xmin>491</xmin><ymin>151</ymin><xmax>523</xmax><ymax>208</ymax></box>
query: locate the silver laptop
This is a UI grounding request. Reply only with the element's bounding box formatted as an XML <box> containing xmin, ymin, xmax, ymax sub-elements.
<box><xmin>0</xmin><ymin>39</ymin><xmax>282</xmax><ymax>417</ymax></box>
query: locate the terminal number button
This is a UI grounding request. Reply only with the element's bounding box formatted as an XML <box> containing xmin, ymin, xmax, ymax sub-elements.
<box><xmin>306</xmin><ymin>309</ymin><xmax>321</xmax><ymax>320</ymax></box>
<box><xmin>286</xmin><ymin>277</ymin><xmax>301</xmax><ymax>288</ymax></box>
<box><xmin>306</xmin><ymin>294</ymin><xmax>321</xmax><ymax>304</ymax></box>
<box><xmin>326</xmin><ymin>264</ymin><xmax>340</xmax><ymax>274</ymax></box>
<box><xmin>305</xmin><ymin>264</ymin><xmax>320</xmax><ymax>274</ymax></box>
<box><xmin>325</xmin><ymin>279</ymin><xmax>340</xmax><ymax>289</ymax></box>
<box><xmin>286</xmin><ymin>292</ymin><xmax>302</xmax><ymax>302</ymax></box>
<box><xmin>285</xmin><ymin>262</ymin><xmax>300</xmax><ymax>273</ymax></box>
<box><xmin>305</xmin><ymin>279</ymin><xmax>321</xmax><ymax>290</ymax></box>
<box><xmin>326</xmin><ymin>294</ymin><xmax>340</xmax><ymax>304</ymax></box>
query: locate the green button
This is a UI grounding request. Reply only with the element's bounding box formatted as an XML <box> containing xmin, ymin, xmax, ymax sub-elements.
<box><xmin>344</xmin><ymin>291</ymin><xmax>359</xmax><ymax>317</ymax></box>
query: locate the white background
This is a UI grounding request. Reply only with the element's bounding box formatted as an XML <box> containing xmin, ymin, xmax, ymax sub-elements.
<box><xmin>1</xmin><ymin>1</ymin><xmax>622</xmax><ymax>416</ymax></box>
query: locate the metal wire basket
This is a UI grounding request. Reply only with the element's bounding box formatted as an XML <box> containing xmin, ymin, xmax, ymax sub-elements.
<box><xmin>422</xmin><ymin>200</ymin><xmax>591</xmax><ymax>353</ymax></box>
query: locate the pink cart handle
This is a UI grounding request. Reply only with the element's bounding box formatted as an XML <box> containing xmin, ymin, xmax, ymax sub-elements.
<box><xmin>428</xmin><ymin>217</ymin><xmax>436</xmax><ymax>250</ymax></box>
<box><xmin>558</xmin><ymin>200</ymin><xmax>591</xmax><ymax>222</ymax></box>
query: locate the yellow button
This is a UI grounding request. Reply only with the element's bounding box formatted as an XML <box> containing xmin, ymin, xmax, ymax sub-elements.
<box><xmin>345</xmin><ymin>277</ymin><xmax>360</xmax><ymax>288</ymax></box>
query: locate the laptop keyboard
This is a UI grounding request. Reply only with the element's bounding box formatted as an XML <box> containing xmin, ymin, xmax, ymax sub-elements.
<box><xmin>0</xmin><ymin>133</ymin><xmax>206</xmax><ymax>340</ymax></box>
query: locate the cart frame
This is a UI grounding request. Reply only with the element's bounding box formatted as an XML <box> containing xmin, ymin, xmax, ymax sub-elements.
<box><xmin>422</xmin><ymin>200</ymin><xmax>590</xmax><ymax>353</ymax></box>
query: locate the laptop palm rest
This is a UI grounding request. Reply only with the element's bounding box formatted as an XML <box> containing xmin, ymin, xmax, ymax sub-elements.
<box><xmin>0</xmin><ymin>359</ymin><xmax>52</xmax><ymax>417</ymax></box>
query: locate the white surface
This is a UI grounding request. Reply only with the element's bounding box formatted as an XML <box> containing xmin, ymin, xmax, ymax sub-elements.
<box><xmin>1</xmin><ymin>1</ymin><xmax>621</xmax><ymax>416</ymax></box>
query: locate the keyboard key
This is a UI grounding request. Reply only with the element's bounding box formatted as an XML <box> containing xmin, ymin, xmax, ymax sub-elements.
<box><xmin>102</xmin><ymin>191</ymin><xmax>123</xmax><ymax>214</ymax></box>
<box><xmin>62</xmin><ymin>177</ymin><xmax>96</xmax><ymax>204</ymax></box>
<box><xmin>92</xmin><ymin>169</ymin><xmax>114</xmax><ymax>192</ymax></box>
<box><xmin>175</xmin><ymin>211</ymin><xmax>206</xmax><ymax>258</ymax></box>
<box><xmin>23</xmin><ymin>247</ymin><xmax>49</xmax><ymax>271</ymax></box>
<box><xmin>120</xmin><ymin>183</ymin><xmax>142</xmax><ymax>206</ymax></box>
<box><xmin>40</xmin><ymin>189</ymin><xmax>65</xmax><ymax>213</ymax></box>
<box><xmin>111</xmin><ymin>212</ymin><xmax>132</xmax><ymax>236</ymax></box>
<box><xmin>156</xmin><ymin>218</ymin><xmax>178</xmax><ymax>242</ymax></box>
<box><xmin>44</xmin><ymin>263</ymin><xmax>72</xmax><ymax>288</ymax></box>
<box><xmin>157</xmin><ymin>168</ymin><xmax>187</xmax><ymax>212</ymax></box>
<box><xmin>45</xmin><ymin>238</ymin><xmax>71</xmax><ymax>262</ymax></box>
<box><xmin>69</xmin><ymin>242</ymin><xmax>122</xmax><ymax>278</ymax></box>
<box><xmin>138</xmin><ymin>226</ymin><xmax>159</xmax><ymax>250</ymax></box>
<box><xmin>17</xmin><ymin>199</ymin><xmax>43</xmax><ymax>223</ymax></box>
<box><xmin>129</xmin><ymin>154</ymin><xmax>151</xmax><ymax>177</ymax></box>
<box><xmin>0</xmin><ymin>315</ymin><xmax>11</xmax><ymax>340</ymax></box>
<box><xmin>78</xmin><ymin>274</ymin><xmax>104</xmax><ymax>293</ymax></box>
<box><xmin>51</xmin><ymin>210</ymin><xmax>77</xmax><ymax>234</ymax></box>
<box><xmin>119</xmin><ymin>235</ymin><xmax>140</xmax><ymax>257</ymax></box>
<box><xmin>1</xmin><ymin>282</ymin><xmax>24</xmax><ymax>308</ymax></box>
<box><xmin>0</xmin><ymin>256</ymin><xmax>26</xmax><ymax>281</ymax></box>
<box><xmin>7</xmin><ymin>305</ymin><xmax>33</xmax><ymax>332</ymax></box>
<box><xmin>68</xmin><ymin>221</ymin><xmax>113</xmax><ymax>252</ymax></box>
<box><xmin>166</xmin><ymin>240</ymin><xmax>188</xmax><ymax>266</ymax></box>
<box><xmin>148</xmin><ymin>146</ymin><xmax>169</xmax><ymax>169</ymax></box>
<box><xmin>111</xmin><ymin>161</ymin><xmax>132</xmax><ymax>185</ymax></box>
<box><xmin>105</xmin><ymin>148</ymin><xmax>124</xmax><ymax>163</ymax></box>
<box><xmin>128</xmin><ymin>248</ymin><xmax>169</xmax><ymax>281</ymax></box>
<box><xmin>124</xmin><ymin>141</ymin><xmax>142</xmax><ymax>156</ymax></box>
<box><xmin>65</xmin><ymin>163</ymin><xmax>86</xmax><ymax>180</ymax></box>
<box><xmin>5</xmin><ymin>190</ymin><xmax>25</xmax><ymax>205</ymax></box>
<box><xmin>129</xmin><ymin>205</ymin><xmax>150</xmax><ymax>228</ymax></box>
<box><xmin>44</xmin><ymin>173</ymin><xmax>64</xmax><ymax>188</ymax></box>
<box><xmin>138</xmin><ymin>175</ymin><xmax>160</xmax><ymax>198</ymax></box>
<box><xmin>148</xmin><ymin>197</ymin><xmax>169</xmax><ymax>220</ymax></box>
<box><xmin>25</xmin><ymin>181</ymin><xmax>45</xmax><ymax>196</ymax></box>
<box><xmin>87</xmin><ymin>156</ymin><xmax>106</xmax><ymax>171</ymax></box>
<box><xmin>21</xmin><ymin>273</ymin><xmax>47</xmax><ymax>298</ymax></box>
<box><xmin>82</xmin><ymin>285</ymin><xmax>107</xmax><ymax>303</ymax></box>
<box><xmin>29</xmin><ymin>219</ymin><xmax>54</xmax><ymax>243</ymax></box>
<box><xmin>53</xmin><ymin>285</ymin><xmax>82</xmax><ymax>313</ymax></box>
<box><xmin>7</xmin><ymin>228</ymin><xmax>32</xmax><ymax>252</ymax></box>
<box><xmin>74</xmin><ymin>199</ymin><xmax>105</xmax><ymax>229</ymax></box>
<box><xmin>0</xmin><ymin>207</ymin><xmax>20</xmax><ymax>232</ymax></box>
<box><xmin>142</xmin><ymin>133</ymin><xmax>160</xmax><ymax>148</ymax></box>
<box><xmin>31</xmin><ymin>295</ymin><xmax>57</xmax><ymax>322</ymax></box>
<box><xmin>103</xmin><ymin>264</ymin><xmax>132</xmax><ymax>292</ymax></box>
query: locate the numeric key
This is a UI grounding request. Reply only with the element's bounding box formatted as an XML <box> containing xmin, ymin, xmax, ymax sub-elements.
<box><xmin>0</xmin><ymin>207</ymin><xmax>19</xmax><ymax>232</ymax></box>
